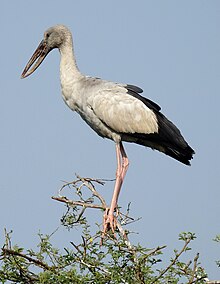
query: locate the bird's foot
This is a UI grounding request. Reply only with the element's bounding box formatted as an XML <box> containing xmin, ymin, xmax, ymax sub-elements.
<box><xmin>101</xmin><ymin>208</ymin><xmax>118</xmax><ymax>243</ymax></box>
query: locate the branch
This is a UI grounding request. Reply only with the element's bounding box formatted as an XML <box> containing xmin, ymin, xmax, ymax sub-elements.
<box><xmin>69</xmin><ymin>241</ymin><xmax>111</xmax><ymax>276</ymax></box>
<box><xmin>2</xmin><ymin>248</ymin><xmax>54</xmax><ymax>271</ymax></box>
<box><xmin>152</xmin><ymin>237</ymin><xmax>192</xmax><ymax>283</ymax></box>
<box><xmin>188</xmin><ymin>253</ymin><xmax>199</xmax><ymax>284</ymax></box>
<box><xmin>52</xmin><ymin>176</ymin><xmax>137</xmax><ymax>245</ymax></box>
<box><xmin>52</xmin><ymin>196</ymin><xmax>105</xmax><ymax>210</ymax></box>
<box><xmin>53</xmin><ymin>176</ymin><xmax>144</xmax><ymax>272</ymax></box>
<box><xmin>143</xmin><ymin>245</ymin><xmax>167</xmax><ymax>260</ymax></box>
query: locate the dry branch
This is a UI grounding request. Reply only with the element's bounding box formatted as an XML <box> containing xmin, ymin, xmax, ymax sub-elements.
<box><xmin>52</xmin><ymin>176</ymin><xmax>139</xmax><ymax>249</ymax></box>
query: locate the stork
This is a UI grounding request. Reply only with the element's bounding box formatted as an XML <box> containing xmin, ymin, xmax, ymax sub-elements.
<box><xmin>21</xmin><ymin>25</ymin><xmax>195</xmax><ymax>236</ymax></box>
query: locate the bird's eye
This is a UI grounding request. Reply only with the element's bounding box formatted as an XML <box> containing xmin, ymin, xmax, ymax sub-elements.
<box><xmin>45</xmin><ymin>32</ymin><xmax>49</xmax><ymax>39</ymax></box>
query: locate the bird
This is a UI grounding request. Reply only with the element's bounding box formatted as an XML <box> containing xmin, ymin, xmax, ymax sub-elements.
<box><xmin>21</xmin><ymin>25</ymin><xmax>195</xmax><ymax>236</ymax></box>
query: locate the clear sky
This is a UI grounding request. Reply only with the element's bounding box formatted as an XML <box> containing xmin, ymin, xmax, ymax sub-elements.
<box><xmin>1</xmin><ymin>0</ymin><xmax>220</xmax><ymax>279</ymax></box>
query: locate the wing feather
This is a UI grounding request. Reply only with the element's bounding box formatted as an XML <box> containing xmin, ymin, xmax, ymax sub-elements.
<box><xmin>125</xmin><ymin>84</ymin><xmax>161</xmax><ymax>111</ymax></box>
<box><xmin>88</xmin><ymin>85</ymin><xmax>158</xmax><ymax>134</ymax></box>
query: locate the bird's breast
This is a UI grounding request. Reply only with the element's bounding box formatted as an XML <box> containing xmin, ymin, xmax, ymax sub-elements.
<box><xmin>61</xmin><ymin>86</ymin><xmax>121</xmax><ymax>142</ymax></box>
<box><xmin>76</xmin><ymin>105</ymin><xmax>122</xmax><ymax>143</ymax></box>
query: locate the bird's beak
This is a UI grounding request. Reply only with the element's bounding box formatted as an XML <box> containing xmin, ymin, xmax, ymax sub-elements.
<box><xmin>21</xmin><ymin>39</ymin><xmax>49</xmax><ymax>78</ymax></box>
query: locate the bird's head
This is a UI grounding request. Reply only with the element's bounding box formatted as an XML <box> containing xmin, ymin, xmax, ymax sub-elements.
<box><xmin>21</xmin><ymin>25</ymin><xmax>70</xmax><ymax>78</ymax></box>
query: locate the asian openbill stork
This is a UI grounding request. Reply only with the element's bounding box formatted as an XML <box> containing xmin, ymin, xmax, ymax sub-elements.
<box><xmin>21</xmin><ymin>25</ymin><xmax>195</xmax><ymax>236</ymax></box>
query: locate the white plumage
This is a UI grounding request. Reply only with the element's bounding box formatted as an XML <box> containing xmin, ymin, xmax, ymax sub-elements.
<box><xmin>21</xmin><ymin>25</ymin><xmax>194</xmax><ymax>237</ymax></box>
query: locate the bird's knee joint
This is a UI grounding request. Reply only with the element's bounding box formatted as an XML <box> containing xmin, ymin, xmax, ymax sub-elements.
<box><xmin>123</xmin><ymin>158</ymin><xmax>129</xmax><ymax>169</ymax></box>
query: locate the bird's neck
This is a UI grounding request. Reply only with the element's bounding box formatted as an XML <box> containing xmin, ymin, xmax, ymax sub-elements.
<box><xmin>59</xmin><ymin>39</ymin><xmax>82</xmax><ymax>85</ymax></box>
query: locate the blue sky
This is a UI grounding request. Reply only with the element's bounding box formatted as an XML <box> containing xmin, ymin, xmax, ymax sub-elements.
<box><xmin>1</xmin><ymin>1</ymin><xmax>220</xmax><ymax>279</ymax></box>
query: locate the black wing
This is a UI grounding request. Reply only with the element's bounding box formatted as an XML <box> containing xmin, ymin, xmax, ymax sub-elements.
<box><xmin>125</xmin><ymin>84</ymin><xmax>161</xmax><ymax>112</ymax></box>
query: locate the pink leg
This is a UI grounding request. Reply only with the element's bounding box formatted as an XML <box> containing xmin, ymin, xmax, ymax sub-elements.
<box><xmin>102</xmin><ymin>142</ymin><xmax>129</xmax><ymax>235</ymax></box>
<box><xmin>119</xmin><ymin>142</ymin><xmax>129</xmax><ymax>182</ymax></box>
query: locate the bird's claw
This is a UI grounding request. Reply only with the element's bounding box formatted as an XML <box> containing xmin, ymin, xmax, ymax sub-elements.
<box><xmin>101</xmin><ymin>208</ymin><xmax>118</xmax><ymax>243</ymax></box>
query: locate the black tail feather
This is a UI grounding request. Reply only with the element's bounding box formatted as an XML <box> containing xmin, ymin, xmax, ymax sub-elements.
<box><xmin>122</xmin><ymin>112</ymin><xmax>195</xmax><ymax>166</ymax></box>
<box><xmin>155</xmin><ymin>112</ymin><xmax>195</xmax><ymax>165</ymax></box>
<box><xmin>162</xmin><ymin>144</ymin><xmax>195</xmax><ymax>166</ymax></box>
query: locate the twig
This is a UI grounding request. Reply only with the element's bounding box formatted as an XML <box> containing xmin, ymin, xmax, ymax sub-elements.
<box><xmin>52</xmin><ymin>196</ymin><xmax>105</xmax><ymax>210</ymax></box>
<box><xmin>58</xmin><ymin>175</ymin><xmax>114</xmax><ymax>196</ymax></box>
<box><xmin>145</xmin><ymin>245</ymin><xmax>167</xmax><ymax>259</ymax></box>
<box><xmin>182</xmin><ymin>260</ymin><xmax>192</xmax><ymax>274</ymax></box>
<box><xmin>77</xmin><ymin>175</ymin><xmax>107</xmax><ymax>208</ymax></box>
<box><xmin>188</xmin><ymin>253</ymin><xmax>199</xmax><ymax>284</ymax></box>
<box><xmin>152</xmin><ymin>237</ymin><xmax>192</xmax><ymax>283</ymax></box>
<box><xmin>69</xmin><ymin>241</ymin><xmax>111</xmax><ymax>276</ymax></box>
<box><xmin>116</xmin><ymin>220</ymin><xmax>136</xmax><ymax>259</ymax></box>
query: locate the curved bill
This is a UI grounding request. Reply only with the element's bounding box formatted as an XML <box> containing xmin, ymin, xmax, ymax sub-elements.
<box><xmin>21</xmin><ymin>40</ymin><xmax>49</xmax><ymax>79</ymax></box>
